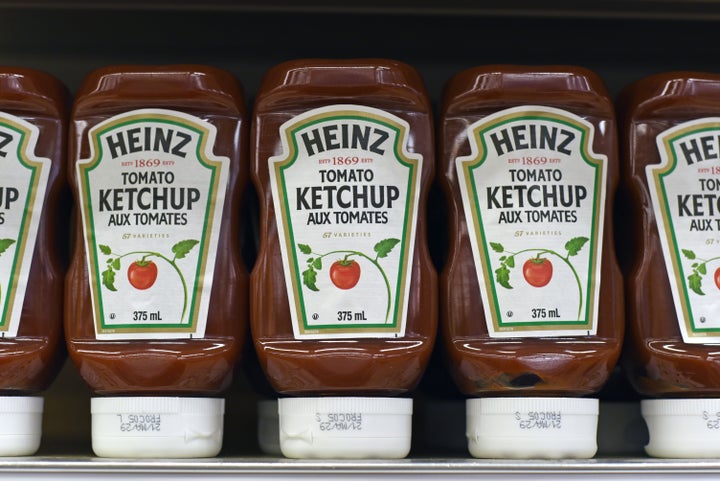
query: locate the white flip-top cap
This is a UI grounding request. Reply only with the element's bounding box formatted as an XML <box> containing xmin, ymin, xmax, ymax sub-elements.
<box><xmin>0</xmin><ymin>396</ymin><xmax>43</xmax><ymax>456</ymax></box>
<box><xmin>278</xmin><ymin>397</ymin><xmax>412</xmax><ymax>459</ymax></box>
<box><xmin>642</xmin><ymin>398</ymin><xmax>720</xmax><ymax>458</ymax></box>
<box><xmin>466</xmin><ymin>397</ymin><xmax>599</xmax><ymax>459</ymax></box>
<box><xmin>91</xmin><ymin>397</ymin><xmax>224</xmax><ymax>458</ymax></box>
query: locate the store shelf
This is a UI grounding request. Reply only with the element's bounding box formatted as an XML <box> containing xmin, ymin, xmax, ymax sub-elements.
<box><xmin>2</xmin><ymin>457</ymin><xmax>720</xmax><ymax>480</ymax></box>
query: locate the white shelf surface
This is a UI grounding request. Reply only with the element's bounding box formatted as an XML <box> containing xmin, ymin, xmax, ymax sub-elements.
<box><xmin>3</xmin><ymin>457</ymin><xmax>720</xmax><ymax>480</ymax></box>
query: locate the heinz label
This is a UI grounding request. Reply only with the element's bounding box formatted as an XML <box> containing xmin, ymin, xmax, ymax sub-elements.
<box><xmin>270</xmin><ymin>105</ymin><xmax>421</xmax><ymax>339</ymax></box>
<box><xmin>457</xmin><ymin>106</ymin><xmax>607</xmax><ymax>337</ymax></box>
<box><xmin>649</xmin><ymin>118</ymin><xmax>720</xmax><ymax>343</ymax></box>
<box><xmin>0</xmin><ymin>113</ymin><xmax>50</xmax><ymax>337</ymax></box>
<box><xmin>77</xmin><ymin>109</ymin><xmax>229</xmax><ymax>340</ymax></box>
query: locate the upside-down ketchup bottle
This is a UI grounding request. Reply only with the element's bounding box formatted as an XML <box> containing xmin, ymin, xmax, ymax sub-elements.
<box><xmin>618</xmin><ymin>72</ymin><xmax>720</xmax><ymax>458</ymax></box>
<box><xmin>0</xmin><ymin>68</ymin><xmax>67</xmax><ymax>456</ymax></box>
<box><xmin>250</xmin><ymin>59</ymin><xmax>437</xmax><ymax>459</ymax></box>
<box><xmin>66</xmin><ymin>65</ymin><xmax>248</xmax><ymax>458</ymax></box>
<box><xmin>439</xmin><ymin>65</ymin><xmax>624</xmax><ymax>459</ymax></box>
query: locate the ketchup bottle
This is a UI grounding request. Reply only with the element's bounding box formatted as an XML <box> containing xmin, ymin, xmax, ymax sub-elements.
<box><xmin>0</xmin><ymin>68</ymin><xmax>67</xmax><ymax>456</ymax></box>
<box><xmin>439</xmin><ymin>65</ymin><xmax>624</xmax><ymax>458</ymax></box>
<box><xmin>66</xmin><ymin>65</ymin><xmax>248</xmax><ymax>458</ymax></box>
<box><xmin>619</xmin><ymin>72</ymin><xmax>720</xmax><ymax>458</ymax></box>
<box><xmin>250</xmin><ymin>59</ymin><xmax>437</xmax><ymax>459</ymax></box>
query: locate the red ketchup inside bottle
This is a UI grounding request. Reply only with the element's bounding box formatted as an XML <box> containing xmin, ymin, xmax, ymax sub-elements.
<box><xmin>619</xmin><ymin>72</ymin><xmax>720</xmax><ymax>458</ymax></box>
<box><xmin>0</xmin><ymin>67</ymin><xmax>68</xmax><ymax>456</ymax></box>
<box><xmin>439</xmin><ymin>65</ymin><xmax>624</xmax><ymax>459</ymax></box>
<box><xmin>250</xmin><ymin>59</ymin><xmax>437</xmax><ymax>459</ymax></box>
<box><xmin>66</xmin><ymin>65</ymin><xmax>249</xmax><ymax>458</ymax></box>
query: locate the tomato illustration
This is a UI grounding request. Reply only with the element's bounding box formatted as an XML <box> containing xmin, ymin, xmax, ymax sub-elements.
<box><xmin>127</xmin><ymin>260</ymin><xmax>158</xmax><ymax>290</ymax></box>
<box><xmin>523</xmin><ymin>257</ymin><xmax>553</xmax><ymax>288</ymax></box>
<box><xmin>715</xmin><ymin>267</ymin><xmax>720</xmax><ymax>290</ymax></box>
<box><xmin>330</xmin><ymin>259</ymin><xmax>361</xmax><ymax>290</ymax></box>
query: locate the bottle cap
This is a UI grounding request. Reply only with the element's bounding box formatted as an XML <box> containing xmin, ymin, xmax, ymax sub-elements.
<box><xmin>91</xmin><ymin>397</ymin><xmax>224</xmax><ymax>458</ymax></box>
<box><xmin>278</xmin><ymin>396</ymin><xmax>412</xmax><ymax>459</ymax></box>
<box><xmin>642</xmin><ymin>398</ymin><xmax>720</xmax><ymax>458</ymax></box>
<box><xmin>0</xmin><ymin>396</ymin><xmax>43</xmax><ymax>456</ymax></box>
<box><xmin>466</xmin><ymin>397</ymin><xmax>599</xmax><ymax>459</ymax></box>
<box><xmin>257</xmin><ymin>399</ymin><xmax>281</xmax><ymax>455</ymax></box>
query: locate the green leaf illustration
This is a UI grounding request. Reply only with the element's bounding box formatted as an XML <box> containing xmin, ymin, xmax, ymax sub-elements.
<box><xmin>505</xmin><ymin>256</ymin><xmax>515</xmax><ymax>268</ymax></box>
<box><xmin>102</xmin><ymin>267</ymin><xmax>117</xmax><ymax>292</ymax></box>
<box><xmin>302</xmin><ymin>266</ymin><xmax>319</xmax><ymax>291</ymax></box>
<box><xmin>490</xmin><ymin>242</ymin><xmax>504</xmax><ymax>253</ymax></box>
<box><xmin>313</xmin><ymin>257</ymin><xmax>323</xmax><ymax>270</ymax></box>
<box><xmin>171</xmin><ymin>239</ymin><xmax>199</xmax><ymax>260</ymax></box>
<box><xmin>299</xmin><ymin>244</ymin><xmax>312</xmax><ymax>255</ymax></box>
<box><xmin>495</xmin><ymin>264</ymin><xmax>512</xmax><ymax>289</ymax></box>
<box><xmin>688</xmin><ymin>271</ymin><xmax>705</xmax><ymax>296</ymax></box>
<box><xmin>0</xmin><ymin>239</ymin><xmax>15</xmax><ymax>256</ymax></box>
<box><xmin>374</xmin><ymin>238</ymin><xmax>400</xmax><ymax>259</ymax></box>
<box><xmin>682</xmin><ymin>249</ymin><xmax>697</xmax><ymax>260</ymax></box>
<box><xmin>99</xmin><ymin>244</ymin><xmax>112</xmax><ymax>255</ymax></box>
<box><xmin>565</xmin><ymin>237</ymin><xmax>589</xmax><ymax>257</ymax></box>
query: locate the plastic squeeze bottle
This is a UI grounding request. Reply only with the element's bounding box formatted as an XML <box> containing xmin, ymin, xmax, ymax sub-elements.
<box><xmin>439</xmin><ymin>65</ymin><xmax>624</xmax><ymax>459</ymax></box>
<box><xmin>65</xmin><ymin>65</ymin><xmax>249</xmax><ymax>458</ymax></box>
<box><xmin>0</xmin><ymin>68</ymin><xmax>68</xmax><ymax>455</ymax></box>
<box><xmin>250</xmin><ymin>59</ymin><xmax>437</xmax><ymax>459</ymax></box>
<box><xmin>618</xmin><ymin>72</ymin><xmax>720</xmax><ymax>458</ymax></box>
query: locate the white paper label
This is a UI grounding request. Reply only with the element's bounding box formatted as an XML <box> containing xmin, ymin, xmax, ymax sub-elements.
<box><xmin>0</xmin><ymin>113</ymin><xmax>50</xmax><ymax>338</ymax></box>
<box><xmin>269</xmin><ymin>105</ymin><xmax>422</xmax><ymax>339</ymax></box>
<box><xmin>77</xmin><ymin>109</ymin><xmax>229</xmax><ymax>340</ymax></box>
<box><xmin>649</xmin><ymin>118</ymin><xmax>720</xmax><ymax>343</ymax></box>
<box><xmin>456</xmin><ymin>106</ymin><xmax>607</xmax><ymax>338</ymax></box>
